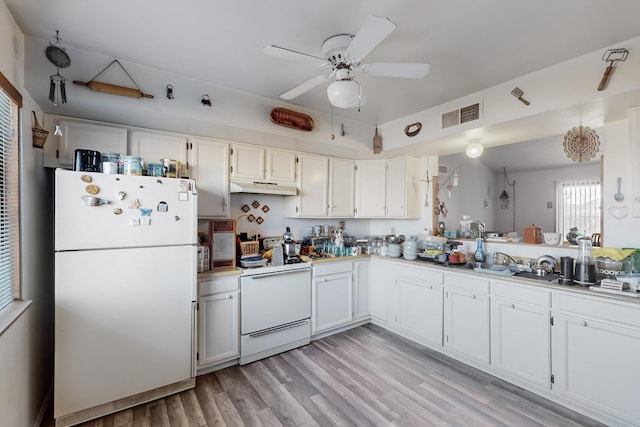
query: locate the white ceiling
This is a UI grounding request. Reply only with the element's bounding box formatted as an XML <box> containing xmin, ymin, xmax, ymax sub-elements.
<box><xmin>5</xmin><ymin>0</ymin><xmax>640</xmax><ymax>128</ymax></box>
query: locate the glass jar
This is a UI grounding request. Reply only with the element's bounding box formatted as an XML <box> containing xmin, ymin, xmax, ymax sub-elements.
<box><xmin>147</xmin><ymin>163</ymin><xmax>164</xmax><ymax>176</ymax></box>
<box><xmin>101</xmin><ymin>152</ymin><xmax>119</xmax><ymax>174</ymax></box>
<box><xmin>122</xmin><ymin>156</ymin><xmax>142</xmax><ymax>176</ymax></box>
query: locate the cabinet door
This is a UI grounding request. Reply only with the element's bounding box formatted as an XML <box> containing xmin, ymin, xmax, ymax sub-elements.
<box><xmin>491</xmin><ymin>298</ymin><xmax>551</xmax><ymax>388</ymax></box>
<box><xmin>190</xmin><ymin>137</ymin><xmax>229</xmax><ymax>217</ymax></box>
<box><xmin>295</xmin><ymin>154</ymin><xmax>329</xmax><ymax>217</ymax></box>
<box><xmin>355</xmin><ymin>160</ymin><xmax>386</xmax><ymax>217</ymax></box>
<box><xmin>129</xmin><ymin>131</ymin><xmax>188</xmax><ymax>174</ymax></box>
<box><xmin>312</xmin><ymin>273</ymin><xmax>353</xmax><ymax>334</ymax></box>
<box><xmin>56</xmin><ymin>120</ymin><xmax>127</xmax><ymax>168</ymax></box>
<box><xmin>231</xmin><ymin>144</ymin><xmax>264</xmax><ymax>181</ymax></box>
<box><xmin>444</xmin><ymin>287</ymin><xmax>490</xmax><ymax>364</ymax></box>
<box><xmin>552</xmin><ymin>314</ymin><xmax>640</xmax><ymax>424</ymax></box>
<box><xmin>329</xmin><ymin>158</ymin><xmax>355</xmax><ymax>217</ymax></box>
<box><xmin>397</xmin><ymin>277</ymin><xmax>444</xmax><ymax>347</ymax></box>
<box><xmin>198</xmin><ymin>290</ymin><xmax>239</xmax><ymax>367</ymax></box>
<box><xmin>353</xmin><ymin>259</ymin><xmax>370</xmax><ymax>320</ymax></box>
<box><xmin>385</xmin><ymin>157</ymin><xmax>406</xmax><ymax>218</ymax></box>
<box><xmin>266</xmin><ymin>148</ymin><xmax>296</xmax><ymax>183</ymax></box>
<box><xmin>370</xmin><ymin>259</ymin><xmax>394</xmax><ymax>323</ymax></box>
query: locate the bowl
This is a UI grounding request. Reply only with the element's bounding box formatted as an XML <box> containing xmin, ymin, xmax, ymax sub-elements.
<box><xmin>543</xmin><ymin>232</ymin><xmax>562</xmax><ymax>245</ymax></box>
<box><xmin>386</xmin><ymin>234</ymin><xmax>405</xmax><ymax>244</ymax></box>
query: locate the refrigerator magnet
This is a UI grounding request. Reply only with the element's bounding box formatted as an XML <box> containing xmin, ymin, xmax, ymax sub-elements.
<box><xmin>85</xmin><ymin>184</ymin><xmax>99</xmax><ymax>195</ymax></box>
<box><xmin>80</xmin><ymin>174</ymin><xmax>92</xmax><ymax>183</ymax></box>
<box><xmin>113</xmin><ymin>208</ymin><xmax>123</xmax><ymax>215</ymax></box>
<box><xmin>178</xmin><ymin>191</ymin><xmax>188</xmax><ymax>201</ymax></box>
<box><xmin>129</xmin><ymin>199</ymin><xmax>141</xmax><ymax>209</ymax></box>
<box><xmin>118</xmin><ymin>191</ymin><xmax>127</xmax><ymax>200</ymax></box>
<box><xmin>140</xmin><ymin>208</ymin><xmax>152</xmax><ymax>216</ymax></box>
<box><xmin>157</xmin><ymin>201</ymin><xmax>168</xmax><ymax>212</ymax></box>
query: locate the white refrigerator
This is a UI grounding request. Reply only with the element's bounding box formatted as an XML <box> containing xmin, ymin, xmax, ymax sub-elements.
<box><xmin>54</xmin><ymin>169</ymin><xmax>198</xmax><ymax>426</ymax></box>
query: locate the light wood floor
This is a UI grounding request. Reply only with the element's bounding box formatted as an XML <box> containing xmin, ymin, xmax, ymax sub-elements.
<box><xmin>44</xmin><ymin>324</ymin><xmax>605</xmax><ymax>427</ymax></box>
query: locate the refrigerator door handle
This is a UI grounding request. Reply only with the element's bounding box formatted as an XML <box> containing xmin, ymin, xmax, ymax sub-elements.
<box><xmin>191</xmin><ymin>300</ymin><xmax>197</xmax><ymax>378</ymax></box>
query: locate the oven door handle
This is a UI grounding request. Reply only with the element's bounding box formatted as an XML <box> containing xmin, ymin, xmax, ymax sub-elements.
<box><xmin>248</xmin><ymin>319</ymin><xmax>309</xmax><ymax>338</ymax></box>
<box><xmin>248</xmin><ymin>269</ymin><xmax>307</xmax><ymax>279</ymax></box>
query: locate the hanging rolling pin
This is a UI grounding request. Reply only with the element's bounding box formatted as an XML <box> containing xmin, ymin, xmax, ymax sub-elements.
<box><xmin>73</xmin><ymin>80</ymin><xmax>154</xmax><ymax>99</ymax></box>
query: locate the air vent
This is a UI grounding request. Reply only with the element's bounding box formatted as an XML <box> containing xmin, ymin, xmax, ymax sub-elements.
<box><xmin>441</xmin><ymin>110</ymin><xmax>460</xmax><ymax>128</ymax></box>
<box><xmin>438</xmin><ymin>165</ymin><xmax>448</xmax><ymax>175</ymax></box>
<box><xmin>460</xmin><ymin>103</ymin><xmax>480</xmax><ymax>123</ymax></box>
<box><xmin>441</xmin><ymin>101</ymin><xmax>481</xmax><ymax>129</ymax></box>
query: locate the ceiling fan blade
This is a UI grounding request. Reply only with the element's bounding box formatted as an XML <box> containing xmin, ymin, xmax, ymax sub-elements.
<box><xmin>361</xmin><ymin>63</ymin><xmax>430</xmax><ymax>79</ymax></box>
<box><xmin>263</xmin><ymin>44</ymin><xmax>326</xmax><ymax>66</ymax></box>
<box><xmin>280</xmin><ymin>74</ymin><xmax>330</xmax><ymax>100</ymax></box>
<box><xmin>345</xmin><ymin>16</ymin><xmax>396</xmax><ymax>62</ymax></box>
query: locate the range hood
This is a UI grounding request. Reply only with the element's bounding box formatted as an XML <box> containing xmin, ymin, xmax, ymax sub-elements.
<box><xmin>230</xmin><ymin>181</ymin><xmax>297</xmax><ymax>196</ymax></box>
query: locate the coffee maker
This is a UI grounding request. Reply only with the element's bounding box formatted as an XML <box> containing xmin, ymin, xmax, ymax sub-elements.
<box><xmin>74</xmin><ymin>149</ymin><xmax>102</xmax><ymax>172</ymax></box>
<box><xmin>574</xmin><ymin>238</ymin><xmax>596</xmax><ymax>285</ymax></box>
<box><xmin>283</xmin><ymin>227</ymin><xmax>301</xmax><ymax>264</ymax></box>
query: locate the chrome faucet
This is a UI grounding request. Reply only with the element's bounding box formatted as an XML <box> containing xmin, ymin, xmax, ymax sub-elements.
<box><xmin>493</xmin><ymin>251</ymin><xmax>519</xmax><ymax>267</ymax></box>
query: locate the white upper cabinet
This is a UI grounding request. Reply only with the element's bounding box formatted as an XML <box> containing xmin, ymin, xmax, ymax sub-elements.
<box><xmin>189</xmin><ymin>137</ymin><xmax>229</xmax><ymax>218</ymax></box>
<box><xmin>285</xmin><ymin>153</ymin><xmax>329</xmax><ymax>217</ymax></box>
<box><xmin>230</xmin><ymin>143</ymin><xmax>296</xmax><ymax>183</ymax></box>
<box><xmin>284</xmin><ymin>154</ymin><xmax>355</xmax><ymax>218</ymax></box>
<box><xmin>355</xmin><ymin>156</ymin><xmax>420</xmax><ymax>218</ymax></box>
<box><xmin>129</xmin><ymin>130</ymin><xmax>188</xmax><ymax>176</ymax></box>
<box><xmin>328</xmin><ymin>158</ymin><xmax>355</xmax><ymax>217</ymax></box>
<box><xmin>44</xmin><ymin>117</ymin><xmax>127</xmax><ymax>168</ymax></box>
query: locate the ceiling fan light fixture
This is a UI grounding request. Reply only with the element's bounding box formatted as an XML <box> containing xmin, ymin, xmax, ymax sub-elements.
<box><xmin>465</xmin><ymin>141</ymin><xmax>484</xmax><ymax>158</ymax></box>
<box><xmin>327</xmin><ymin>79</ymin><xmax>360</xmax><ymax>108</ymax></box>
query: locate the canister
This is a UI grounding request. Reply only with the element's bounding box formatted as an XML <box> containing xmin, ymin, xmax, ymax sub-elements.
<box><xmin>122</xmin><ymin>156</ymin><xmax>142</xmax><ymax>176</ymax></box>
<box><xmin>147</xmin><ymin>163</ymin><xmax>164</xmax><ymax>177</ymax></box>
<box><xmin>101</xmin><ymin>152</ymin><xmax>119</xmax><ymax>174</ymax></box>
<box><xmin>161</xmin><ymin>159</ymin><xmax>182</xmax><ymax>178</ymax></box>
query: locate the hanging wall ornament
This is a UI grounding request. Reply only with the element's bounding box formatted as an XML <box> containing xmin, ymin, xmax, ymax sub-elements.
<box><xmin>46</xmin><ymin>31</ymin><xmax>70</xmax><ymax>105</ymax></box>
<box><xmin>74</xmin><ymin>59</ymin><xmax>154</xmax><ymax>99</ymax></box>
<box><xmin>562</xmin><ymin>125</ymin><xmax>600</xmax><ymax>162</ymax></box>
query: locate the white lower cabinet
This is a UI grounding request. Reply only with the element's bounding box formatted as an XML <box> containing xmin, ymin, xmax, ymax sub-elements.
<box><xmin>552</xmin><ymin>292</ymin><xmax>640</xmax><ymax>425</ymax></box>
<box><xmin>312</xmin><ymin>261</ymin><xmax>353</xmax><ymax>334</ymax></box>
<box><xmin>444</xmin><ymin>272</ymin><xmax>490</xmax><ymax>365</ymax></box>
<box><xmin>197</xmin><ymin>275</ymin><xmax>239</xmax><ymax>371</ymax></box>
<box><xmin>396</xmin><ymin>275</ymin><xmax>443</xmax><ymax>347</ymax></box>
<box><xmin>353</xmin><ymin>259</ymin><xmax>371</xmax><ymax>321</ymax></box>
<box><xmin>490</xmin><ymin>280</ymin><xmax>551</xmax><ymax>390</ymax></box>
<box><xmin>370</xmin><ymin>258</ymin><xmax>395</xmax><ymax>323</ymax></box>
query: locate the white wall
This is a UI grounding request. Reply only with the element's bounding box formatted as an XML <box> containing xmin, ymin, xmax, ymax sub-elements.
<box><xmin>0</xmin><ymin>2</ymin><xmax>55</xmax><ymax>426</ymax></box>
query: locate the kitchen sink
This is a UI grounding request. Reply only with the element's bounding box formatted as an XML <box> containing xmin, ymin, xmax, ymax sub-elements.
<box><xmin>514</xmin><ymin>270</ymin><xmax>560</xmax><ymax>282</ymax></box>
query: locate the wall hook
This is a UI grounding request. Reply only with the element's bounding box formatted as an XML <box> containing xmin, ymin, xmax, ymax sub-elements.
<box><xmin>166</xmin><ymin>84</ymin><xmax>174</xmax><ymax>99</ymax></box>
<box><xmin>201</xmin><ymin>94</ymin><xmax>212</xmax><ymax>107</ymax></box>
<box><xmin>340</xmin><ymin>123</ymin><xmax>346</xmax><ymax>137</ymax></box>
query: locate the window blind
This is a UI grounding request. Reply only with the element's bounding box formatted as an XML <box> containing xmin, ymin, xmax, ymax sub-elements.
<box><xmin>0</xmin><ymin>87</ymin><xmax>20</xmax><ymax>311</ymax></box>
<box><xmin>556</xmin><ymin>179</ymin><xmax>601</xmax><ymax>239</ymax></box>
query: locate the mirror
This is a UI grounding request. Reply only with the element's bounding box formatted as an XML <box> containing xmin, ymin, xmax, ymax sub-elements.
<box><xmin>437</xmin><ymin>135</ymin><xmax>602</xmax><ymax>238</ymax></box>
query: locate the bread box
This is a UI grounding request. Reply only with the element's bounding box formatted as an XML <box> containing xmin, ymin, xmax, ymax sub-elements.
<box><xmin>523</xmin><ymin>224</ymin><xmax>543</xmax><ymax>244</ymax></box>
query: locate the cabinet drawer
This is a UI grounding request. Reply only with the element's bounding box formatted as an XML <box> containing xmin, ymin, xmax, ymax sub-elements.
<box><xmin>554</xmin><ymin>291</ymin><xmax>640</xmax><ymax>328</ymax></box>
<box><xmin>399</xmin><ymin>265</ymin><xmax>444</xmax><ymax>284</ymax></box>
<box><xmin>313</xmin><ymin>260</ymin><xmax>352</xmax><ymax>276</ymax></box>
<box><xmin>445</xmin><ymin>272</ymin><xmax>490</xmax><ymax>294</ymax></box>
<box><xmin>199</xmin><ymin>275</ymin><xmax>239</xmax><ymax>296</ymax></box>
<box><xmin>492</xmin><ymin>280</ymin><xmax>551</xmax><ymax>307</ymax></box>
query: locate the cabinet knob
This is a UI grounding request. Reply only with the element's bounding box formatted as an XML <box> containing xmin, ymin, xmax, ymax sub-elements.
<box><xmin>472</xmin><ymin>294</ymin><xmax>476</xmax><ymax>299</ymax></box>
<box><xmin>510</xmin><ymin>303</ymin><xmax>515</xmax><ymax>309</ymax></box>
<box><xmin>580</xmin><ymin>320</ymin><xmax>587</xmax><ymax>327</ymax></box>
<box><xmin>227</xmin><ymin>294</ymin><xmax>233</xmax><ymax>299</ymax></box>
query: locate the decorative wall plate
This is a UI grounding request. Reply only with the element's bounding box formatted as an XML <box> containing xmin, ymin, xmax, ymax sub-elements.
<box><xmin>247</xmin><ymin>214</ymin><xmax>255</xmax><ymax>222</ymax></box>
<box><xmin>241</xmin><ymin>204</ymin><xmax>250</xmax><ymax>213</ymax></box>
<box><xmin>563</xmin><ymin>125</ymin><xmax>600</xmax><ymax>162</ymax></box>
<box><xmin>256</xmin><ymin>216</ymin><xmax>264</xmax><ymax>224</ymax></box>
<box><xmin>262</xmin><ymin>205</ymin><xmax>270</xmax><ymax>213</ymax></box>
<box><xmin>252</xmin><ymin>200</ymin><xmax>260</xmax><ymax>209</ymax></box>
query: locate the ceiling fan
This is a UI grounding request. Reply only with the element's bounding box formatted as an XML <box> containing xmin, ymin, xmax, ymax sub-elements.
<box><xmin>263</xmin><ymin>15</ymin><xmax>430</xmax><ymax>109</ymax></box>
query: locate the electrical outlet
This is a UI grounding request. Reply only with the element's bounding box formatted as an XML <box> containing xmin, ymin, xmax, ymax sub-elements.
<box><xmin>547</xmin><ymin>201</ymin><xmax>553</xmax><ymax>209</ymax></box>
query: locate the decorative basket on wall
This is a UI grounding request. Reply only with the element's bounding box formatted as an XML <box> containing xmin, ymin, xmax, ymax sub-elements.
<box><xmin>31</xmin><ymin>111</ymin><xmax>49</xmax><ymax>148</ymax></box>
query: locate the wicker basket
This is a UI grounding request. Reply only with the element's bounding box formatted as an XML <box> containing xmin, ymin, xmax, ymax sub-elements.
<box><xmin>239</xmin><ymin>241</ymin><xmax>259</xmax><ymax>259</ymax></box>
<box><xmin>31</xmin><ymin>111</ymin><xmax>49</xmax><ymax>148</ymax></box>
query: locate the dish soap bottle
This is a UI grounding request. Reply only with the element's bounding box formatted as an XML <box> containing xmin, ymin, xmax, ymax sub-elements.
<box><xmin>474</xmin><ymin>238</ymin><xmax>485</xmax><ymax>262</ymax></box>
